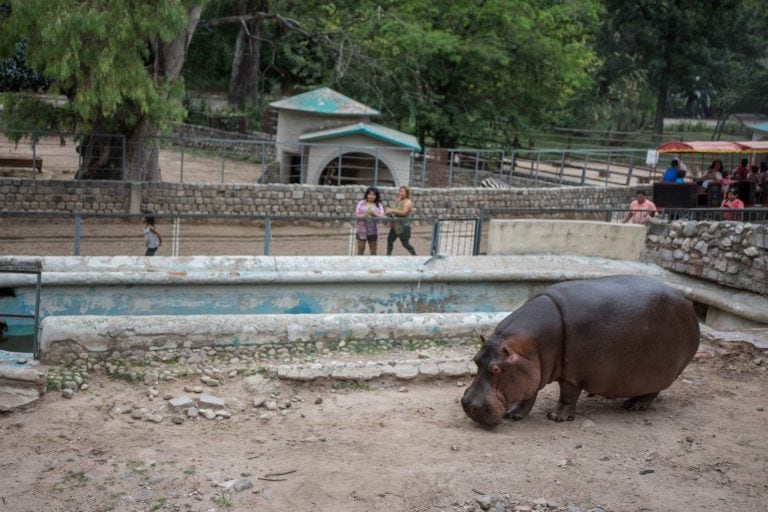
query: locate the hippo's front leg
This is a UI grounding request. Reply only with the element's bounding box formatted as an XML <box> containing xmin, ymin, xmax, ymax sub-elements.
<box><xmin>503</xmin><ymin>392</ymin><xmax>539</xmax><ymax>421</ymax></box>
<box><xmin>547</xmin><ymin>381</ymin><xmax>582</xmax><ymax>422</ymax></box>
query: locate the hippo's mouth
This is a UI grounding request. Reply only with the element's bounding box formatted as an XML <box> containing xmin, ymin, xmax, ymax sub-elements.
<box><xmin>461</xmin><ymin>388</ymin><xmax>507</xmax><ymax>427</ymax></box>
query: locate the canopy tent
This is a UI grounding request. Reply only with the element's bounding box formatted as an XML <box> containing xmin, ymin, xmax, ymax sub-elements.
<box><xmin>657</xmin><ymin>140</ymin><xmax>768</xmax><ymax>153</ymax></box>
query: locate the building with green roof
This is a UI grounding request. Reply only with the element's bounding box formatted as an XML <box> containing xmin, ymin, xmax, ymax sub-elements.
<box><xmin>269</xmin><ymin>87</ymin><xmax>421</xmax><ymax>187</ymax></box>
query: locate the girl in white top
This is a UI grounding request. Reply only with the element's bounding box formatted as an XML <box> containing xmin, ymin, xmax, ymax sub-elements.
<box><xmin>143</xmin><ymin>215</ymin><xmax>162</xmax><ymax>256</ymax></box>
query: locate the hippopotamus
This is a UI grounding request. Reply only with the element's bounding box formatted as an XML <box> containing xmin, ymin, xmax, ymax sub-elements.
<box><xmin>461</xmin><ymin>275</ymin><xmax>700</xmax><ymax>427</ymax></box>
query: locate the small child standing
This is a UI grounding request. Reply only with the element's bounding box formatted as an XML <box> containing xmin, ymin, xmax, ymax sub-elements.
<box><xmin>143</xmin><ymin>214</ymin><xmax>162</xmax><ymax>256</ymax></box>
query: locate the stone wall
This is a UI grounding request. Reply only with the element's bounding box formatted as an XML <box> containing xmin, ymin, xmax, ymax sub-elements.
<box><xmin>644</xmin><ymin>219</ymin><xmax>767</xmax><ymax>295</ymax></box>
<box><xmin>2</xmin><ymin>177</ymin><xmax>765</xmax><ymax>295</ymax></box>
<box><xmin>1</xmin><ymin>179</ymin><xmax>642</xmax><ymax>218</ymax></box>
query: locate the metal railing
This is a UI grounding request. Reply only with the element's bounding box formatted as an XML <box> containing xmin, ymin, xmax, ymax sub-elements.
<box><xmin>0</xmin><ymin>261</ymin><xmax>42</xmax><ymax>358</ymax></box>
<box><xmin>0</xmin><ymin>211</ymin><xmax>482</xmax><ymax>258</ymax></box>
<box><xmin>3</xmin><ymin>207</ymin><xmax>765</xmax><ymax>260</ymax></box>
<box><xmin>2</xmin><ymin>130</ymin><xmax>659</xmax><ymax>188</ymax></box>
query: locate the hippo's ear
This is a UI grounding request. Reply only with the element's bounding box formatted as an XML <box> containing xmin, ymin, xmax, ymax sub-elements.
<box><xmin>501</xmin><ymin>343</ymin><xmax>523</xmax><ymax>365</ymax></box>
<box><xmin>479</xmin><ymin>335</ymin><xmax>486</xmax><ymax>345</ymax></box>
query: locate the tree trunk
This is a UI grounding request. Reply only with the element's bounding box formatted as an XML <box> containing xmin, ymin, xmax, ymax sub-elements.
<box><xmin>76</xmin><ymin>2</ymin><xmax>203</xmax><ymax>182</ymax></box>
<box><xmin>229</xmin><ymin>0</ymin><xmax>265</xmax><ymax>109</ymax></box>
<box><xmin>653</xmin><ymin>71</ymin><xmax>670</xmax><ymax>142</ymax></box>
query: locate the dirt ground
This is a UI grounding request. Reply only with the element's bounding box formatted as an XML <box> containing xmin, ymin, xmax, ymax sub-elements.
<box><xmin>3</xmin><ymin>136</ymin><xmax>768</xmax><ymax>511</ymax></box>
<box><xmin>0</xmin><ymin>135</ymin><xmax>266</xmax><ymax>185</ymax></box>
<box><xmin>0</xmin><ymin>341</ymin><xmax>767</xmax><ymax>512</ymax></box>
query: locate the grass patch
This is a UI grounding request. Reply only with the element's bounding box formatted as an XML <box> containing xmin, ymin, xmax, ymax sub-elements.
<box><xmin>55</xmin><ymin>470</ymin><xmax>88</xmax><ymax>490</ymax></box>
<box><xmin>216</xmin><ymin>489</ymin><xmax>233</xmax><ymax>508</ymax></box>
<box><xmin>46</xmin><ymin>377</ymin><xmax>62</xmax><ymax>391</ymax></box>
<box><xmin>149</xmin><ymin>497</ymin><xmax>167</xmax><ymax>511</ymax></box>
<box><xmin>332</xmin><ymin>381</ymin><xmax>370</xmax><ymax>391</ymax></box>
<box><xmin>126</xmin><ymin>460</ymin><xmax>149</xmax><ymax>478</ymax></box>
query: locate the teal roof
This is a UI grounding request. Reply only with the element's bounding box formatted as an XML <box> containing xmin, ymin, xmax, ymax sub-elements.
<box><xmin>269</xmin><ymin>87</ymin><xmax>380</xmax><ymax>117</ymax></box>
<box><xmin>745</xmin><ymin>121</ymin><xmax>768</xmax><ymax>134</ymax></box>
<box><xmin>299</xmin><ymin>122</ymin><xmax>422</xmax><ymax>151</ymax></box>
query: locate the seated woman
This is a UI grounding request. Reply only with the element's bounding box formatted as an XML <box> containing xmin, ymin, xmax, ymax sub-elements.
<box><xmin>700</xmin><ymin>159</ymin><xmax>724</xmax><ymax>189</ymax></box>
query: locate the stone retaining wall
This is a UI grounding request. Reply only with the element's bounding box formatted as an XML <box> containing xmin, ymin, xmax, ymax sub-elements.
<box><xmin>2</xmin><ymin>177</ymin><xmax>765</xmax><ymax>294</ymax></box>
<box><xmin>1</xmin><ymin>179</ymin><xmax>641</xmax><ymax>217</ymax></box>
<box><xmin>644</xmin><ymin>219</ymin><xmax>767</xmax><ymax>296</ymax></box>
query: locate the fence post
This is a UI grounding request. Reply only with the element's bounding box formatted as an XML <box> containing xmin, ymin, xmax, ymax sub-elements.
<box><xmin>263</xmin><ymin>216</ymin><xmax>271</xmax><ymax>255</ymax></box>
<box><xmin>420</xmin><ymin>152</ymin><xmax>427</xmax><ymax>187</ymax></box>
<box><xmin>626</xmin><ymin>152</ymin><xmax>635</xmax><ymax>185</ymax></box>
<box><xmin>558</xmin><ymin>151</ymin><xmax>566</xmax><ymax>184</ymax></box>
<box><xmin>430</xmin><ymin>220</ymin><xmax>441</xmax><ymax>256</ymax></box>
<box><xmin>581</xmin><ymin>154</ymin><xmax>589</xmax><ymax>185</ymax></box>
<box><xmin>219</xmin><ymin>141</ymin><xmax>226</xmax><ymax>184</ymax></box>
<box><xmin>72</xmin><ymin>214</ymin><xmax>81</xmax><ymax>256</ymax></box>
<box><xmin>120</xmin><ymin>134</ymin><xmax>127</xmax><ymax>180</ymax></box>
<box><xmin>172</xmin><ymin>216</ymin><xmax>181</xmax><ymax>256</ymax></box>
<box><xmin>472</xmin><ymin>216</ymin><xmax>483</xmax><ymax>255</ymax></box>
<box><xmin>179</xmin><ymin>135</ymin><xmax>185</xmax><ymax>183</ymax></box>
<box><xmin>448</xmin><ymin>150</ymin><xmax>454</xmax><ymax>187</ymax></box>
<box><xmin>473</xmin><ymin>150</ymin><xmax>480</xmax><ymax>187</ymax></box>
<box><xmin>31</xmin><ymin>134</ymin><xmax>37</xmax><ymax>182</ymax></box>
<box><xmin>604</xmin><ymin>208</ymin><xmax>613</xmax><ymax>223</ymax></box>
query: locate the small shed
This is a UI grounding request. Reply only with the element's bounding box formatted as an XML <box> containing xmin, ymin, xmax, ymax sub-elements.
<box><xmin>730</xmin><ymin>113</ymin><xmax>768</xmax><ymax>141</ymax></box>
<box><xmin>269</xmin><ymin>87</ymin><xmax>421</xmax><ymax>186</ymax></box>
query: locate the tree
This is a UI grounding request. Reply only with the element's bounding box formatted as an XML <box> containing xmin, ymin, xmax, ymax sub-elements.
<box><xmin>595</xmin><ymin>0</ymin><xmax>741</xmax><ymax>138</ymax></box>
<box><xmin>0</xmin><ymin>0</ymin><xmax>204</xmax><ymax>181</ymax></box>
<box><xmin>185</xmin><ymin>0</ymin><xmax>600</xmax><ymax>149</ymax></box>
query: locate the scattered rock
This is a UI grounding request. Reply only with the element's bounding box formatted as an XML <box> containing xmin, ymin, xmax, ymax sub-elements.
<box><xmin>62</xmin><ymin>389</ymin><xmax>74</xmax><ymax>399</ymax></box>
<box><xmin>232</xmin><ymin>478</ymin><xmax>253</xmax><ymax>492</ymax></box>
<box><xmin>476</xmin><ymin>494</ymin><xmax>493</xmax><ymax>510</ymax></box>
<box><xmin>199</xmin><ymin>394</ymin><xmax>225</xmax><ymax>408</ymax></box>
<box><xmin>169</xmin><ymin>396</ymin><xmax>194</xmax><ymax>410</ymax></box>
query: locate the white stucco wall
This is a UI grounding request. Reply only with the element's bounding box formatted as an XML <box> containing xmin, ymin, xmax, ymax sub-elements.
<box><xmin>275</xmin><ymin>110</ymin><xmax>371</xmax><ymax>181</ymax></box>
<box><xmin>487</xmin><ymin>219</ymin><xmax>647</xmax><ymax>261</ymax></box>
<box><xmin>304</xmin><ymin>133</ymin><xmax>413</xmax><ymax>186</ymax></box>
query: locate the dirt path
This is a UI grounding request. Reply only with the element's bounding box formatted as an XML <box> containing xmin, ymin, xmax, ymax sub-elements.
<box><xmin>1</xmin><ymin>341</ymin><xmax>766</xmax><ymax>512</ymax></box>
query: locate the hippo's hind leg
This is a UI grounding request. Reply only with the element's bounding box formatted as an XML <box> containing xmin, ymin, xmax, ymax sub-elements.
<box><xmin>622</xmin><ymin>392</ymin><xmax>659</xmax><ymax>411</ymax></box>
<box><xmin>503</xmin><ymin>393</ymin><xmax>539</xmax><ymax>421</ymax></box>
<box><xmin>547</xmin><ymin>381</ymin><xmax>582</xmax><ymax>422</ymax></box>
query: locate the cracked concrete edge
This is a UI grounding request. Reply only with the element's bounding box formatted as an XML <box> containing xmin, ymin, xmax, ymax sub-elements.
<box><xmin>272</xmin><ymin>357</ymin><xmax>477</xmax><ymax>383</ymax></box>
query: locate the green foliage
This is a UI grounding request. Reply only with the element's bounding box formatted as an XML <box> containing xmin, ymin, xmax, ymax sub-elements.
<box><xmin>0</xmin><ymin>0</ymin><xmax>196</xmax><ymax>133</ymax></box>
<box><xmin>332</xmin><ymin>380</ymin><xmax>370</xmax><ymax>391</ymax></box>
<box><xmin>0</xmin><ymin>41</ymin><xmax>50</xmax><ymax>92</ymax></box>
<box><xmin>46</xmin><ymin>376</ymin><xmax>62</xmax><ymax>392</ymax></box>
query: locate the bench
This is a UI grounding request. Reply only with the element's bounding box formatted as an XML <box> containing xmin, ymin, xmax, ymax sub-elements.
<box><xmin>0</xmin><ymin>157</ymin><xmax>43</xmax><ymax>172</ymax></box>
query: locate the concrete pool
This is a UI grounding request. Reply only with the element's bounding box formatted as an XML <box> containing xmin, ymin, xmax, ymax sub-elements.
<box><xmin>0</xmin><ymin>254</ymin><xmax>766</xmax><ymax>364</ymax></box>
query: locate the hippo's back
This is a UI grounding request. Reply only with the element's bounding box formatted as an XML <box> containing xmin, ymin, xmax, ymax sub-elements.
<box><xmin>536</xmin><ymin>275</ymin><xmax>700</xmax><ymax>396</ymax></box>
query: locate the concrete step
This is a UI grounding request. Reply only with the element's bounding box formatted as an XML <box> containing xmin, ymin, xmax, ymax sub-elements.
<box><xmin>0</xmin><ymin>351</ymin><xmax>46</xmax><ymax>412</ymax></box>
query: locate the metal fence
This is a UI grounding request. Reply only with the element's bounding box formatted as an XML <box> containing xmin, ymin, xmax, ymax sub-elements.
<box><xmin>2</xmin><ymin>208</ymin><xmax>766</xmax><ymax>260</ymax></box>
<box><xmin>479</xmin><ymin>207</ymin><xmax>768</xmax><ymax>225</ymax></box>
<box><xmin>0</xmin><ymin>211</ymin><xmax>481</xmax><ymax>258</ymax></box>
<box><xmin>2</xmin><ymin>130</ymin><xmax>657</xmax><ymax>188</ymax></box>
